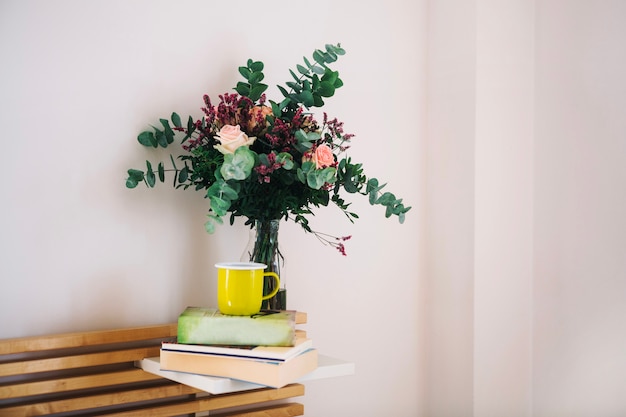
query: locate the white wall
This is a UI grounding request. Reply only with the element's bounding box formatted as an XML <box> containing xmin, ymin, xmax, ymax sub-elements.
<box><xmin>425</xmin><ymin>0</ymin><xmax>626</xmax><ymax>416</ymax></box>
<box><xmin>0</xmin><ymin>1</ymin><xmax>424</xmax><ymax>416</ymax></box>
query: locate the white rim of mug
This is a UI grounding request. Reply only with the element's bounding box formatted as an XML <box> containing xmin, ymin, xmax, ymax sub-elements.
<box><xmin>215</xmin><ymin>262</ymin><xmax>267</xmax><ymax>270</ymax></box>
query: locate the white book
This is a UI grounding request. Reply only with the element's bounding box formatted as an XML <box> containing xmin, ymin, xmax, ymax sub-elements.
<box><xmin>161</xmin><ymin>336</ymin><xmax>313</xmax><ymax>361</ymax></box>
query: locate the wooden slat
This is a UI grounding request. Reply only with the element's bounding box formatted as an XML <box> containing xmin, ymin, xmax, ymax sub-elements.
<box><xmin>0</xmin><ymin>324</ymin><xmax>177</xmax><ymax>355</ymax></box>
<box><xmin>0</xmin><ymin>319</ymin><xmax>309</xmax><ymax>416</ymax></box>
<box><xmin>0</xmin><ymin>346</ymin><xmax>161</xmax><ymax>377</ymax></box>
<box><xmin>0</xmin><ymin>368</ymin><xmax>163</xmax><ymax>400</ymax></box>
<box><xmin>0</xmin><ymin>382</ymin><xmax>201</xmax><ymax>417</ymax></box>
<box><xmin>212</xmin><ymin>402</ymin><xmax>304</xmax><ymax>417</ymax></box>
<box><xmin>107</xmin><ymin>384</ymin><xmax>305</xmax><ymax>417</ymax></box>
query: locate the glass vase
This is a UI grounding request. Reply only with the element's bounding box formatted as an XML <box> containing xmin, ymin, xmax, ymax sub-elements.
<box><xmin>240</xmin><ymin>219</ymin><xmax>287</xmax><ymax>310</ymax></box>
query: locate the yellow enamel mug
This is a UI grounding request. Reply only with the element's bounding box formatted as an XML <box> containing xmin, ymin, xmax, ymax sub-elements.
<box><xmin>216</xmin><ymin>262</ymin><xmax>280</xmax><ymax>316</ymax></box>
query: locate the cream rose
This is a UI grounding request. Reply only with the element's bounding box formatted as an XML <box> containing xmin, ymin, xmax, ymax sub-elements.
<box><xmin>214</xmin><ymin>125</ymin><xmax>256</xmax><ymax>154</ymax></box>
<box><xmin>313</xmin><ymin>144</ymin><xmax>335</xmax><ymax>168</ymax></box>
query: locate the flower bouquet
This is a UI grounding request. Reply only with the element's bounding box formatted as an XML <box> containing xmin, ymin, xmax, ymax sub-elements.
<box><xmin>126</xmin><ymin>44</ymin><xmax>410</xmax><ymax>259</ymax></box>
<box><xmin>126</xmin><ymin>43</ymin><xmax>411</xmax><ymax>308</ymax></box>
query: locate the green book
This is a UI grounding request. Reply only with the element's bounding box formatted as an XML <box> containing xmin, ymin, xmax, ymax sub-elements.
<box><xmin>177</xmin><ymin>307</ymin><xmax>296</xmax><ymax>347</ymax></box>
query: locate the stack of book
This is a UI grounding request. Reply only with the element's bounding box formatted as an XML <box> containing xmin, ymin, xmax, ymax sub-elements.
<box><xmin>159</xmin><ymin>307</ymin><xmax>318</xmax><ymax>388</ymax></box>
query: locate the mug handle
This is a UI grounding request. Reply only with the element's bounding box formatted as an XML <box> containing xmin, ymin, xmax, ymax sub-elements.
<box><xmin>261</xmin><ymin>272</ymin><xmax>280</xmax><ymax>300</ymax></box>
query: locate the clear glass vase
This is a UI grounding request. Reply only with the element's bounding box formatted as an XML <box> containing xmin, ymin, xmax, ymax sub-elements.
<box><xmin>240</xmin><ymin>219</ymin><xmax>287</xmax><ymax>310</ymax></box>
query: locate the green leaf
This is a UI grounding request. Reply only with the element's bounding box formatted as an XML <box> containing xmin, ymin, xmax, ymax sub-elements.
<box><xmin>290</xmin><ymin>69</ymin><xmax>300</xmax><ymax>83</ymax></box>
<box><xmin>277</xmin><ymin>85</ymin><xmax>290</xmax><ymax>99</ymax></box>
<box><xmin>178</xmin><ymin>166</ymin><xmax>188</xmax><ymax>183</ymax></box>
<box><xmin>204</xmin><ymin>219</ymin><xmax>216</xmax><ymax>234</ymax></box>
<box><xmin>235</xmin><ymin>81</ymin><xmax>251</xmax><ymax>96</ymax></box>
<box><xmin>321</xmin><ymin>167</ymin><xmax>337</xmax><ymax>184</ymax></box>
<box><xmin>323</xmin><ymin>50</ymin><xmax>337</xmax><ymax>63</ymax></box>
<box><xmin>238</xmin><ymin>66</ymin><xmax>252</xmax><ymax>80</ymax></box>
<box><xmin>257</xmin><ymin>153</ymin><xmax>270</xmax><ymax>167</ymax></box>
<box><xmin>181</xmin><ymin>116</ymin><xmax>195</xmax><ymax>142</ymax></box>
<box><xmin>144</xmin><ymin>161</ymin><xmax>155</xmax><ymax>187</ymax></box>
<box><xmin>306</xmin><ymin>170</ymin><xmax>325</xmax><ymax>189</ymax></box>
<box><xmin>146</xmin><ymin>171</ymin><xmax>155</xmax><ymax>187</ymax></box>
<box><xmin>126</xmin><ymin>178</ymin><xmax>138</xmax><ymax>188</ymax></box>
<box><xmin>313</xmin><ymin>50</ymin><xmax>326</xmax><ymax>65</ymax></box>
<box><xmin>318</xmin><ymin>81</ymin><xmax>335</xmax><ymax>97</ymax></box>
<box><xmin>297</xmin><ymin>64</ymin><xmax>309</xmax><ymax>75</ymax></box>
<box><xmin>137</xmin><ymin>131</ymin><xmax>157</xmax><ymax>148</ymax></box>
<box><xmin>220</xmin><ymin>184</ymin><xmax>239</xmax><ymax>201</ymax></box>
<box><xmin>209</xmin><ymin>195</ymin><xmax>230</xmax><ymax>215</ymax></box>
<box><xmin>276</xmin><ymin>152</ymin><xmax>294</xmax><ymax>170</ymax></box>
<box><xmin>366</xmin><ymin>177</ymin><xmax>379</xmax><ymax>191</ymax></box>
<box><xmin>279</xmin><ymin>98</ymin><xmax>291</xmax><ymax>111</ymax></box>
<box><xmin>154</xmin><ymin>129</ymin><xmax>167</xmax><ymax>147</ymax></box>
<box><xmin>325</xmin><ymin>44</ymin><xmax>338</xmax><ymax>54</ymax></box>
<box><xmin>206</xmin><ymin>180</ymin><xmax>237</xmax><ymax>218</ymax></box>
<box><xmin>307</xmin><ymin>131</ymin><xmax>321</xmax><ymax>141</ymax></box>
<box><xmin>249</xmin><ymin>83</ymin><xmax>268</xmax><ymax>101</ymax></box>
<box><xmin>298</xmin><ymin>90</ymin><xmax>314</xmax><ymax>107</ymax></box>
<box><xmin>297</xmin><ymin>167</ymin><xmax>306</xmax><ymax>183</ymax></box>
<box><xmin>312</xmin><ymin>75</ymin><xmax>320</xmax><ymax>89</ymax></box>
<box><xmin>220</xmin><ymin>146</ymin><xmax>255</xmax><ymax>181</ymax></box>
<box><xmin>160</xmin><ymin>119</ymin><xmax>174</xmax><ymax>144</ymax></box>
<box><xmin>186</xmin><ymin>116</ymin><xmax>195</xmax><ymax>132</ymax></box>
<box><xmin>345</xmin><ymin>178</ymin><xmax>360</xmax><ymax>193</ymax></box>
<box><xmin>204</xmin><ymin>213</ymin><xmax>224</xmax><ymax>234</ymax></box>
<box><xmin>127</xmin><ymin>169</ymin><xmax>144</xmax><ymax>181</ymax></box>
<box><xmin>270</xmin><ymin>100</ymin><xmax>280</xmax><ymax>117</ymax></box>
<box><xmin>171</xmin><ymin>112</ymin><xmax>182</xmax><ymax>128</ymax></box>
<box><xmin>377</xmin><ymin>192</ymin><xmax>397</xmax><ymax>205</ymax></box>
<box><xmin>286</xmin><ymin>81</ymin><xmax>302</xmax><ymax>93</ymax></box>
<box><xmin>249</xmin><ymin>60</ymin><xmax>264</xmax><ymax>72</ymax></box>
<box><xmin>311</xmin><ymin>65</ymin><xmax>325</xmax><ymax>75</ymax></box>
<box><xmin>331</xmin><ymin>44</ymin><xmax>346</xmax><ymax>55</ymax></box>
<box><xmin>158</xmin><ymin>162</ymin><xmax>165</xmax><ymax>182</ymax></box>
<box><xmin>321</xmin><ymin>70</ymin><xmax>338</xmax><ymax>84</ymax></box>
<box><xmin>248</xmin><ymin>71</ymin><xmax>264</xmax><ymax>84</ymax></box>
<box><xmin>126</xmin><ymin>169</ymin><xmax>144</xmax><ymax>188</ymax></box>
<box><xmin>301</xmin><ymin>161</ymin><xmax>316</xmax><ymax>172</ymax></box>
<box><xmin>295</xmin><ymin>129</ymin><xmax>309</xmax><ymax>144</ymax></box>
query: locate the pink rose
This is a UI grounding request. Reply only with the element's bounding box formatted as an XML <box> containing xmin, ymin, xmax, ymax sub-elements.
<box><xmin>214</xmin><ymin>125</ymin><xmax>256</xmax><ymax>154</ymax></box>
<box><xmin>313</xmin><ymin>144</ymin><xmax>335</xmax><ymax>168</ymax></box>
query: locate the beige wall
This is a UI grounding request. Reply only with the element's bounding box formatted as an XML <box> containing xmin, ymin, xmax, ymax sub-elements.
<box><xmin>533</xmin><ymin>1</ymin><xmax>626</xmax><ymax>415</ymax></box>
<box><xmin>2</xmin><ymin>0</ymin><xmax>625</xmax><ymax>416</ymax></box>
